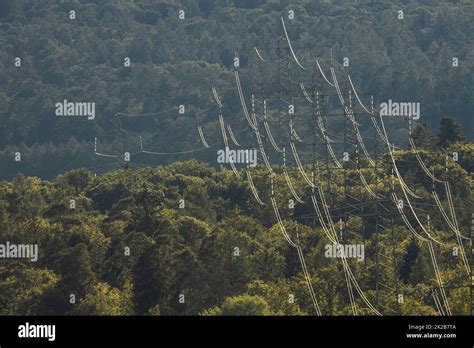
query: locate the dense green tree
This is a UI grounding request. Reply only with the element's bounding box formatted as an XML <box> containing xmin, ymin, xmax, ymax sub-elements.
<box><xmin>202</xmin><ymin>294</ymin><xmax>273</xmax><ymax>315</ymax></box>
<box><xmin>73</xmin><ymin>281</ymin><xmax>134</xmax><ymax>315</ymax></box>
<box><xmin>0</xmin><ymin>262</ymin><xmax>59</xmax><ymax>315</ymax></box>
<box><xmin>437</xmin><ymin>118</ymin><xmax>465</xmax><ymax>148</ymax></box>
<box><xmin>411</xmin><ymin>123</ymin><xmax>435</xmax><ymax>149</ymax></box>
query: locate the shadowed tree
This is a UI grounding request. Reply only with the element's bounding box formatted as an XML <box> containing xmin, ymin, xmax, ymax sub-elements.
<box><xmin>412</xmin><ymin>123</ymin><xmax>435</xmax><ymax>149</ymax></box>
<box><xmin>437</xmin><ymin>118</ymin><xmax>465</xmax><ymax>148</ymax></box>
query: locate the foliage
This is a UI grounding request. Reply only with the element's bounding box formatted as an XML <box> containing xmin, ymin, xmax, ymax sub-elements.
<box><xmin>202</xmin><ymin>294</ymin><xmax>272</xmax><ymax>315</ymax></box>
<box><xmin>0</xmin><ymin>0</ymin><xmax>472</xmax><ymax>179</ymax></box>
<box><xmin>0</xmin><ymin>158</ymin><xmax>471</xmax><ymax>315</ymax></box>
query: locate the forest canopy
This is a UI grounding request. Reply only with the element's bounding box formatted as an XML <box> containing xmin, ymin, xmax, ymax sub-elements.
<box><xmin>0</xmin><ymin>145</ymin><xmax>472</xmax><ymax>315</ymax></box>
<box><xmin>0</xmin><ymin>0</ymin><xmax>473</xmax><ymax>179</ymax></box>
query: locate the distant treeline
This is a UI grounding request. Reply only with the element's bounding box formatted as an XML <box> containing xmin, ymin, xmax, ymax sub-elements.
<box><xmin>0</xmin><ymin>0</ymin><xmax>473</xmax><ymax>178</ymax></box>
